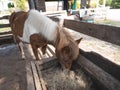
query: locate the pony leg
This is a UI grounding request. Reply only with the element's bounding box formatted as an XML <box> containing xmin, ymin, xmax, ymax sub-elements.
<box><xmin>18</xmin><ymin>42</ymin><xmax>25</xmax><ymax>59</ymax></box>
<box><xmin>13</xmin><ymin>35</ymin><xmax>17</xmax><ymax>44</ymax></box>
<box><xmin>30</xmin><ymin>35</ymin><xmax>40</xmax><ymax>60</ymax></box>
<box><xmin>41</xmin><ymin>44</ymin><xmax>47</xmax><ymax>55</ymax></box>
<box><xmin>14</xmin><ymin>35</ymin><xmax>25</xmax><ymax>60</ymax></box>
<box><xmin>31</xmin><ymin>43</ymin><xmax>40</xmax><ymax>60</ymax></box>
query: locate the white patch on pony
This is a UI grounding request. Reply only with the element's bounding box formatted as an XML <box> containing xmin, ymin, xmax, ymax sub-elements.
<box><xmin>20</xmin><ymin>10</ymin><xmax>58</xmax><ymax>43</ymax></box>
<box><xmin>19</xmin><ymin>42</ymin><xmax>25</xmax><ymax>59</ymax></box>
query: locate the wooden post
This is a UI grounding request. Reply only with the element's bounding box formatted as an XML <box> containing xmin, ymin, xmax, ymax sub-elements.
<box><xmin>81</xmin><ymin>0</ymin><xmax>86</xmax><ymax>8</ymax></box>
<box><xmin>34</xmin><ymin>0</ymin><xmax>46</xmax><ymax>12</ymax></box>
<box><xmin>63</xmin><ymin>0</ymin><xmax>69</xmax><ymax>11</ymax></box>
<box><xmin>28</xmin><ymin>0</ymin><xmax>35</xmax><ymax>9</ymax></box>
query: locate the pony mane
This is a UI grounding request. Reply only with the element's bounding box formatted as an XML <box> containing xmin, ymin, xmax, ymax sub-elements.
<box><xmin>56</xmin><ymin>27</ymin><xmax>77</xmax><ymax>50</ymax></box>
<box><xmin>59</xmin><ymin>28</ymin><xmax>75</xmax><ymax>44</ymax></box>
<box><xmin>62</xmin><ymin>28</ymin><xmax>74</xmax><ymax>41</ymax></box>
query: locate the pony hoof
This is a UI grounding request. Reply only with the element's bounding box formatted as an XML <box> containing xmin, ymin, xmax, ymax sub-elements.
<box><xmin>21</xmin><ymin>56</ymin><xmax>25</xmax><ymax>60</ymax></box>
<box><xmin>36</xmin><ymin>58</ymin><xmax>40</xmax><ymax>61</ymax></box>
<box><xmin>22</xmin><ymin>57</ymin><xmax>25</xmax><ymax>60</ymax></box>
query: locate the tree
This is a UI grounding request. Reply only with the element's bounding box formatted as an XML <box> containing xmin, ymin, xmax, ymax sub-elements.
<box><xmin>99</xmin><ymin>0</ymin><xmax>106</xmax><ymax>6</ymax></box>
<box><xmin>8</xmin><ymin>2</ymin><xmax>14</xmax><ymax>8</ymax></box>
<box><xmin>14</xmin><ymin>0</ymin><xmax>26</xmax><ymax>10</ymax></box>
<box><xmin>81</xmin><ymin>0</ymin><xmax>86</xmax><ymax>8</ymax></box>
<box><xmin>111</xmin><ymin>0</ymin><xmax>120</xmax><ymax>8</ymax></box>
<box><xmin>87</xmin><ymin>0</ymin><xmax>91</xmax><ymax>8</ymax></box>
<box><xmin>106</xmin><ymin>0</ymin><xmax>112</xmax><ymax>6</ymax></box>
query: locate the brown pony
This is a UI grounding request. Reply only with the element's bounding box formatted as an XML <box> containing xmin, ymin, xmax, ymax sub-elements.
<box><xmin>9</xmin><ymin>10</ymin><xmax>82</xmax><ymax>70</ymax></box>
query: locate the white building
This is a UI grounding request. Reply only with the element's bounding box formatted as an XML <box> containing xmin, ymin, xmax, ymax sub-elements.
<box><xmin>0</xmin><ymin>0</ymin><xmax>13</xmax><ymax>11</ymax></box>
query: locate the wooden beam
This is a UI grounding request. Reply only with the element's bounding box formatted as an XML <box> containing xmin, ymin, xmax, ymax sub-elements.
<box><xmin>64</xmin><ymin>19</ymin><xmax>120</xmax><ymax>45</ymax></box>
<box><xmin>34</xmin><ymin>0</ymin><xmax>46</xmax><ymax>12</ymax></box>
<box><xmin>0</xmin><ymin>24</ymin><xmax>10</xmax><ymax>28</ymax></box>
<box><xmin>31</xmin><ymin>61</ymin><xmax>42</xmax><ymax>90</ymax></box>
<box><xmin>0</xmin><ymin>15</ymin><xmax>9</xmax><ymax>20</ymax></box>
<box><xmin>0</xmin><ymin>34</ymin><xmax>13</xmax><ymax>45</ymax></box>
<box><xmin>81</xmin><ymin>0</ymin><xmax>86</xmax><ymax>8</ymax></box>
<box><xmin>28</xmin><ymin>0</ymin><xmax>35</xmax><ymax>9</ymax></box>
<box><xmin>38</xmin><ymin>56</ymin><xmax>58</xmax><ymax>70</ymax></box>
<box><xmin>35</xmin><ymin>62</ymin><xmax>47</xmax><ymax>90</ymax></box>
<box><xmin>0</xmin><ymin>31</ymin><xmax>12</xmax><ymax>35</ymax></box>
<box><xmin>77</xmin><ymin>54</ymin><xmax>120</xmax><ymax>90</ymax></box>
<box><xmin>26</xmin><ymin>61</ymin><xmax>35</xmax><ymax>90</ymax></box>
<box><xmin>80</xmin><ymin>49</ymin><xmax>120</xmax><ymax>81</ymax></box>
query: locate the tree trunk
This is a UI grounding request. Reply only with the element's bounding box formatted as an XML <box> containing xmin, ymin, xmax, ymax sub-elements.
<box><xmin>28</xmin><ymin>0</ymin><xmax>35</xmax><ymax>9</ymax></box>
<box><xmin>103</xmin><ymin>0</ymin><xmax>106</xmax><ymax>7</ymax></box>
<box><xmin>81</xmin><ymin>0</ymin><xmax>86</xmax><ymax>9</ymax></box>
<box><xmin>34</xmin><ymin>0</ymin><xmax>46</xmax><ymax>12</ymax></box>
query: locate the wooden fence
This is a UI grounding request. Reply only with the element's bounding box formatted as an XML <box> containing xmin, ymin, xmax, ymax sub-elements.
<box><xmin>0</xmin><ymin>12</ymin><xmax>120</xmax><ymax>90</ymax></box>
<box><xmin>63</xmin><ymin>19</ymin><xmax>120</xmax><ymax>90</ymax></box>
<box><xmin>0</xmin><ymin>15</ymin><xmax>13</xmax><ymax>45</ymax></box>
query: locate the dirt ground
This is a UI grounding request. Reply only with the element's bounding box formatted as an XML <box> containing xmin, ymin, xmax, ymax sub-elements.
<box><xmin>0</xmin><ymin>44</ymin><xmax>27</xmax><ymax>90</ymax></box>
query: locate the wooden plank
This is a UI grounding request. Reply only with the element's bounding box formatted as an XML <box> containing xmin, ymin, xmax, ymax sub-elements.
<box><xmin>43</xmin><ymin>10</ymin><xmax>67</xmax><ymax>16</ymax></box>
<box><xmin>0</xmin><ymin>15</ymin><xmax>9</xmax><ymax>20</ymax></box>
<box><xmin>64</xmin><ymin>19</ymin><xmax>120</xmax><ymax>45</ymax></box>
<box><xmin>37</xmin><ymin>56</ymin><xmax>57</xmax><ymax>70</ymax></box>
<box><xmin>0</xmin><ymin>35</ymin><xmax>13</xmax><ymax>45</ymax></box>
<box><xmin>0</xmin><ymin>31</ymin><xmax>12</xmax><ymax>35</ymax></box>
<box><xmin>38</xmin><ymin>48</ymin><xmax>49</xmax><ymax>59</ymax></box>
<box><xmin>0</xmin><ymin>24</ymin><xmax>10</xmax><ymax>28</ymax></box>
<box><xmin>77</xmin><ymin>54</ymin><xmax>120</xmax><ymax>90</ymax></box>
<box><xmin>23</xmin><ymin>44</ymin><xmax>35</xmax><ymax>60</ymax></box>
<box><xmin>28</xmin><ymin>0</ymin><xmax>35</xmax><ymax>9</ymax></box>
<box><xmin>80</xmin><ymin>49</ymin><xmax>120</xmax><ymax>81</ymax></box>
<box><xmin>31</xmin><ymin>61</ymin><xmax>42</xmax><ymax>90</ymax></box>
<box><xmin>34</xmin><ymin>0</ymin><xmax>46</xmax><ymax>12</ymax></box>
<box><xmin>0</xmin><ymin>34</ymin><xmax>12</xmax><ymax>38</ymax></box>
<box><xmin>47</xmin><ymin>45</ymin><xmax>55</xmax><ymax>55</ymax></box>
<box><xmin>37</xmin><ymin>56</ymin><xmax>57</xmax><ymax>65</ymax></box>
<box><xmin>26</xmin><ymin>61</ymin><xmax>35</xmax><ymax>90</ymax></box>
<box><xmin>38</xmin><ymin>48</ymin><xmax>43</xmax><ymax>60</ymax></box>
<box><xmin>35</xmin><ymin>62</ymin><xmax>47</xmax><ymax>90</ymax></box>
<box><xmin>46</xmin><ymin>48</ymin><xmax>54</xmax><ymax>57</ymax></box>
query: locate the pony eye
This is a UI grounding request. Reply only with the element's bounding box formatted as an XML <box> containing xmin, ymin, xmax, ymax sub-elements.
<box><xmin>62</xmin><ymin>46</ymin><xmax>71</xmax><ymax>54</ymax></box>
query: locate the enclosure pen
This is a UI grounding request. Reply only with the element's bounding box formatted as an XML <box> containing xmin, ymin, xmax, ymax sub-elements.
<box><xmin>0</xmin><ymin>10</ymin><xmax>120</xmax><ymax>90</ymax></box>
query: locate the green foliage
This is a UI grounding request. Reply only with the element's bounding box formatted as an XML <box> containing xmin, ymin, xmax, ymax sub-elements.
<box><xmin>99</xmin><ymin>0</ymin><xmax>120</xmax><ymax>8</ymax></box>
<box><xmin>90</xmin><ymin>2</ymin><xmax>97</xmax><ymax>8</ymax></box>
<box><xmin>99</xmin><ymin>0</ymin><xmax>103</xmax><ymax>5</ymax></box>
<box><xmin>99</xmin><ymin>0</ymin><xmax>112</xmax><ymax>6</ymax></box>
<box><xmin>8</xmin><ymin>2</ymin><xmax>14</xmax><ymax>8</ymax></box>
<box><xmin>111</xmin><ymin>0</ymin><xmax>120</xmax><ymax>8</ymax></box>
<box><xmin>106</xmin><ymin>0</ymin><xmax>112</xmax><ymax>6</ymax></box>
<box><xmin>14</xmin><ymin>0</ymin><xmax>26</xmax><ymax>10</ymax></box>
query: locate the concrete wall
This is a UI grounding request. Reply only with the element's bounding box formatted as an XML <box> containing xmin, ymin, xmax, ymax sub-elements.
<box><xmin>106</xmin><ymin>9</ymin><xmax>120</xmax><ymax>21</ymax></box>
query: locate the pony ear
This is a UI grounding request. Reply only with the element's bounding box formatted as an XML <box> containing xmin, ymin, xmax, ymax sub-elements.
<box><xmin>76</xmin><ymin>38</ymin><xmax>83</xmax><ymax>45</ymax></box>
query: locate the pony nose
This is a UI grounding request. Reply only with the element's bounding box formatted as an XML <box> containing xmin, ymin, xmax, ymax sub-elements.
<box><xmin>65</xmin><ymin>63</ymin><xmax>72</xmax><ymax>70</ymax></box>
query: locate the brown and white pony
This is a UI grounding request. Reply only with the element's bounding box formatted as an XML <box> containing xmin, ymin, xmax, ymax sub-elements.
<box><xmin>9</xmin><ymin>10</ymin><xmax>82</xmax><ymax>70</ymax></box>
